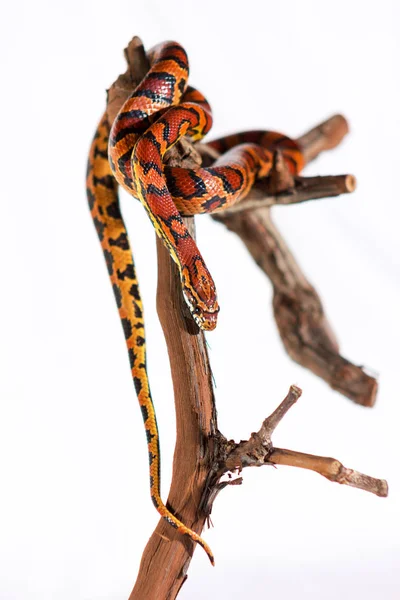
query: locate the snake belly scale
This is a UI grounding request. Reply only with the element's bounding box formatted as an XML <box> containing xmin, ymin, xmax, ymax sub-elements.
<box><xmin>87</xmin><ymin>40</ymin><xmax>304</xmax><ymax>565</ymax></box>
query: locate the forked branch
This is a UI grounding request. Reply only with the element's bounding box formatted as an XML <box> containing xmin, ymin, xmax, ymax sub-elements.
<box><xmin>219</xmin><ymin>385</ymin><xmax>387</xmax><ymax>497</ymax></box>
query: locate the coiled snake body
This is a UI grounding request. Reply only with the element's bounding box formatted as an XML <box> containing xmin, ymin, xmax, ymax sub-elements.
<box><xmin>87</xmin><ymin>41</ymin><xmax>304</xmax><ymax>564</ymax></box>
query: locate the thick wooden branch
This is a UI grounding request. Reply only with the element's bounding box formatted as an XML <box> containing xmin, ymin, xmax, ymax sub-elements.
<box><xmin>213</xmin><ymin>208</ymin><xmax>377</xmax><ymax>406</ymax></box>
<box><xmin>128</xmin><ymin>222</ymin><xmax>216</xmax><ymax>600</ymax></box>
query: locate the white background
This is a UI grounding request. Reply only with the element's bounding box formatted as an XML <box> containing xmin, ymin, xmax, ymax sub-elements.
<box><xmin>1</xmin><ymin>1</ymin><xmax>399</xmax><ymax>598</ymax></box>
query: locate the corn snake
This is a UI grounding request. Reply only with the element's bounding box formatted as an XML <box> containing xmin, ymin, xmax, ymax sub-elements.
<box><xmin>86</xmin><ymin>40</ymin><xmax>304</xmax><ymax>565</ymax></box>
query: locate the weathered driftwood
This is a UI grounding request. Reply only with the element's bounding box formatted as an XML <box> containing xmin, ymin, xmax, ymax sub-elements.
<box><xmin>207</xmin><ymin>126</ymin><xmax>375</xmax><ymax>407</ymax></box>
<box><xmin>102</xmin><ymin>36</ymin><xmax>387</xmax><ymax>600</ymax></box>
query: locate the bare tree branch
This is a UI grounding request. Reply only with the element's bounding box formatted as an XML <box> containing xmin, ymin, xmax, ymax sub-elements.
<box><xmin>268</xmin><ymin>448</ymin><xmax>388</xmax><ymax>497</ymax></box>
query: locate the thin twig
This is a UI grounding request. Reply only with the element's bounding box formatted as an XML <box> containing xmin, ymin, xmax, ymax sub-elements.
<box><xmin>269</xmin><ymin>448</ymin><xmax>388</xmax><ymax>498</ymax></box>
<box><xmin>221</xmin><ymin>386</ymin><xmax>387</xmax><ymax>498</ymax></box>
<box><xmin>225</xmin><ymin>385</ymin><xmax>302</xmax><ymax>470</ymax></box>
<box><xmin>211</xmin><ymin>174</ymin><xmax>356</xmax><ymax>214</ymax></box>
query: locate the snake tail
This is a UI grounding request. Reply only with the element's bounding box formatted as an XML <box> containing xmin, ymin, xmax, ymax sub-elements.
<box><xmin>86</xmin><ymin>113</ymin><xmax>214</xmax><ymax>565</ymax></box>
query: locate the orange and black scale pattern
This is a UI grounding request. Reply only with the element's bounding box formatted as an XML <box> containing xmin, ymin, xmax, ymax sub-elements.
<box><xmin>87</xmin><ymin>40</ymin><xmax>305</xmax><ymax>565</ymax></box>
<box><xmin>108</xmin><ymin>41</ymin><xmax>304</xmax><ymax>330</ymax></box>
<box><xmin>86</xmin><ymin>114</ymin><xmax>215</xmax><ymax>564</ymax></box>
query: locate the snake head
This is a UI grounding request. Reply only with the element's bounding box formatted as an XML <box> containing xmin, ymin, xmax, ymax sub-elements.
<box><xmin>192</xmin><ymin>304</ymin><xmax>219</xmax><ymax>331</ymax></box>
<box><xmin>181</xmin><ymin>262</ymin><xmax>219</xmax><ymax>331</ymax></box>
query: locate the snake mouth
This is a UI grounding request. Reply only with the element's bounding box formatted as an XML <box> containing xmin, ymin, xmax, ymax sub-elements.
<box><xmin>195</xmin><ymin>310</ymin><xmax>218</xmax><ymax>331</ymax></box>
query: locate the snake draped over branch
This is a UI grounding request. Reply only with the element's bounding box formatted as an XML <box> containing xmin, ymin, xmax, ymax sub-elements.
<box><xmin>86</xmin><ymin>40</ymin><xmax>305</xmax><ymax>565</ymax></box>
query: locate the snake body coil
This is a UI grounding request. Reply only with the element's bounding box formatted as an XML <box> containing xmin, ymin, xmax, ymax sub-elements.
<box><xmin>87</xmin><ymin>40</ymin><xmax>304</xmax><ymax>565</ymax></box>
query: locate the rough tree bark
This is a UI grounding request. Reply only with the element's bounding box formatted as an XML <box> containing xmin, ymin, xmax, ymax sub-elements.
<box><xmin>102</xmin><ymin>36</ymin><xmax>387</xmax><ymax>600</ymax></box>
